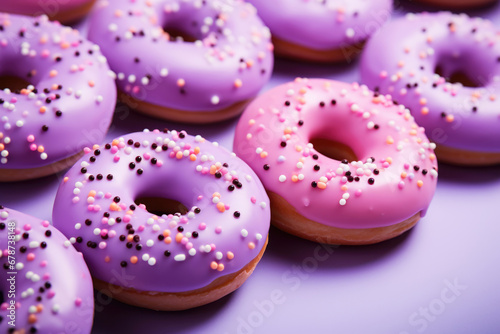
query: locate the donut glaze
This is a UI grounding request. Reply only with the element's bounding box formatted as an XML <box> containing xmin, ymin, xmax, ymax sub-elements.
<box><xmin>87</xmin><ymin>0</ymin><xmax>273</xmax><ymax>122</ymax></box>
<box><xmin>0</xmin><ymin>207</ymin><xmax>94</xmax><ymax>334</ymax></box>
<box><xmin>52</xmin><ymin>130</ymin><xmax>270</xmax><ymax>303</ymax></box>
<box><xmin>360</xmin><ymin>12</ymin><xmax>500</xmax><ymax>162</ymax></box>
<box><xmin>233</xmin><ymin>79</ymin><xmax>438</xmax><ymax>239</ymax></box>
<box><xmin>246</xmin><ymin>0</ymin><xmax>392</xmax><ymax>62</ymax></box>
<box><xmin>0</xmin><ymin>0</ymin><xmax>97</xmax><ymax>23</ymax></box>
<box><xmin>0</xmin><ymin>14</ymin><xmax>117</xmax><ymax>181</ymax></box>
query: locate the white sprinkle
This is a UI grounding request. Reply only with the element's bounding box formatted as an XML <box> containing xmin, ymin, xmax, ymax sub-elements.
<box><xmin>63</xmin><ymin>240</ymin><xmax>71</xmax><ymax>248</ymax></box>
<box><xmin>148</xmin><ymin>257</ymin><xmax>156</xmax><ymax>266</ymax></box>
<box><xmin>40</xmin><ymin>153</ymin><xmax>48</xmax><ymax>160</ymax></box>
<box><xmin>160</xmin><ymin>68</ymin><xmax>169</xmax><ymax>77</ymax></box>
<box><xmin>142</xmin><ymin>254</ymin><xmax>150</xmax><ymax>261</ymax></box>
<box><xmin>278</xmin><ymin>175</ymin><xmax>286</xmax><ymax>182</ymax></box>
<box><xmin>260</xmin><ymin>202</ymin><xmax>267</xmax><ymax>209</ymax></box>
<box><xmin>256</xmin><ymin>233</ymin><xmax>263</xmax><ymax>240</ymax></box>
<box><xmin>93</xmin><ymin>228</ymin><xmax>101</xmax><ymax>236</ymax></box>
<box><xmin>339</xmin><ymin>199</ymin><xmax>347</xmax><ymax>206</ymax></box>
<box><xmin>15</xmin><ymin>263</ymin><xmax>24</xmax><ymax>270</ymax></box>
<box><xmin>29</xmin><ymin>241</ymin><xmax>40</xmax><ymax>248</ymax></box>
<box><xmin>146</xmin><ymin>239</ymin><xmax>154</xmax><ymax>247</ymax></box>
<box><xmin>346</xmin><ymin>28</ymin><xmax>355</xmax><ymax>38</ymax></box>
<box><xmin>174</xmin><ymin>254</ymin><xmax>186</xmax><ymax>261</ymax></box>
<box><xmin>210</xmin><ymin>95</ymin><xmax>220</xmax><ymax>105</ymax></box>
<box><xmin>241</xmin><ymin>229</ymin><xmax>248</xmax><ymax>237</ymax></box>
<box><xmin>52</xmin><ymin>305</ymin><xmax>60</xmax><ymax>313</ymax></box>
<box><xmin>296</xmin><ymin>162</ymin><xmax>303</xmax><ymax>169</ymax></box>
<box><xmin>216</xmin><ymin>251</ymin><xmax>223</xmax><ymax>260</ymax></box>
<box><xmin>188</xmin><ymin>248</ymin><xmax>196</xmax><ymax>256</ymax></box>
<box><xmin>278</xmin><ymin>155</ymin><xmax>286</xmax><ymax>162</ymax></box>
<box><xmin>74</xmin><ymin>223</ymin><xmax>81</xmax><ymax>230</ymax></box>
<box><xmin>342</xmin><ymin>193</ymin><xmax>350</xmax><ymax>200</ymax></box>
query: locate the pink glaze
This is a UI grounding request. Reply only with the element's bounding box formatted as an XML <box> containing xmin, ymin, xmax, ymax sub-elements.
<box><xmin>87</xmin><ymin>0</ymin><xmax>273</xmax><ymax>113</ymax></box>
<box><xmin>0</xmin><ymin>0</ymin><xmax>93</xmax><ymax>20</ymax></box>
<box><xmin>233</xmin><ymin>78</ymin><xmax>438</xmax><ymax>229</ymax></box>
<box><xmin>52</xmin><ymin>130</ymin><xmax>270</xmax><ymax>293</ymax></box>
<box><xmin>0</xmin><ymin>13</ymin><xmax>116</xmax><ymax>171</ymax></box>
<box><xmin>0</xmin><ymin>207</ymin><xmax>94</xmax><ymax>334</ymax></box>
<box><xmin>360</xmin><ymin>12</ymin><xmax>500</xmax><ymax>153</ymax></box>
<box><xmin>247</xmin><ymin>0</ymin><xmax>392</xmax><ymax>51</ymax></box>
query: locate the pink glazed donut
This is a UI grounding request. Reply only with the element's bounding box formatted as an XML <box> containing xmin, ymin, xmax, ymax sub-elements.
<box><xmin>246</xmin><ymin>0</ymin><xmax>392</xmax><ymax>62</ymax></box>
<box><xmin>0</xmin><ymin>14</ymin><xmax>117</xmax><ymax>182</ymax></box>
<box><xmin>0</xmin><ymin>206</ymin><xmax>94</xmax><ymax>334</ymax></box>
<box><xmin>0</xmin><ymin>0</ymin><xmax>97</xmax><ymax>23</ymax></box>
<box><xmin>233</xmin><ymin>78</ymin><xmax>438</xmax><ymax>245</ymax></box>
<box><xmin>52</xmin><ymin>129</ymin><xmax>270</xmax><ymax>311</ymax></box>
<box><xmin>87</xmin><ymin>0</ymin><xmax>274</xmax><ymax>123</ymax></box>
<box><xmin>361</xmin><ymin>12</ymin><xmax>500</xmax><ymax>166</ymax></box>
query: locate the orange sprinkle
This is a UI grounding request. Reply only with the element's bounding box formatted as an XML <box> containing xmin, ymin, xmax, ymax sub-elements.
<box><xmin>401</xmin><ymin>172</ymin><xmax>407</xmax><ymax>179</ymax></box>
<box><xmin>295</xmin><ymin>145</ymin><xmax>302</xmax><ymax>152</ymax></box>
<box><xmin>177</xmin><ymin>78</ymin><xmax>185</xmax><ymax>87</ymax></box>
<box><xmin>0</xmin><ymin>144</ymin><xmax>3</xmax><ymax>150</ymax></box>
<box><xmin>386</xmin><ymin>157</ymin><xmax>393</xmax><ymax>164</ymax></box>
<box><xmin>260</xmin><ymin>151</ymin><xmax>268</xmax><ymax>158</ymax></box>
<box><xmin>248</xmin><ymin>119</ymin><xmax>255</xmax><ymax>126</ymax></box>
<box><xmin>37</xmin><ymin>146</ymin><xmax>44</xmax><ymax>153</ymax></box>
<box><xmin>112</xmin><ymin>139</ymin><xmax>120</xmax><ymax>146</ymax></box>
<box><xmin>63</xmin><ymin>177</ymin><xmax>69</xmax><ymax>183</ymax></box>
<box><xmin>88</xmin><ymin>80</ymin><xmax>95</xmax><ymax>87</ymax></box>
<box><xmin>429</xmin><ymin>154</ymin><xmax>436</xmax><ymax>161</ymax></box>
<box><xmin>28</xmin><ymin>314</ymin><xmax>37</xmax><ymax>324</ymax></box>
<box><xmin>127</xmin><ymin>235</ymin><xmax>134</xmax><ymax>242</ymax></box>
<box><xmin>216</xmin><ymin>202</ymin><xmax>226</xmax><ymax>212</ymax></box>
<box><xmin>284</xmin><ymin>127</ymin><xmax>292</xmax><ymax>135</ymax></box>
<box><xmin>175</xmin><ymin>233</ymin><xmax>183</xmax><ymax>243</ymax></box>
<box><xmin>130</xmin><ymin>256</ymin><xmax>138</xmax><ymax>264</ymax></box>
<box><xmin>445</xmin><ymin>115</ymin><xmax>454</xmax><ymax>123</ymax></box>
<box><xmin>490</xmin><ymin>95</ymin><xmax>496</xmax><ymax>101</ymax></box>
<box><xmin>104</xmin><ymin>256</ymin><xmax>111</xmax><ymax>263</ymax></box>
<box><xmin>317</xmin><ymin>182</ymin><xmax>327</xmax><ymax>189</ymax></box>
<box><xmin>419</xmin><ymin>98</ymin><xmax>427</xmax><ymax>105</ymax></box>
<box><xmin>114</xmin><ymin>9</ymin><xmax>123</xmax><ymax>17</ymax></box>
<box><xmin>60</xmin><ymin>41</ymin><xmax>70</xmax><ymax>49</ymax></box>
<box><xmin>291</xmin><ymin>175</ymin><xmax>298</xmax><ymax>182</ymax></box>
<box><xmin>212</xmin><ymin>192</ymin><xmax>221</xmax><ymax>199</ymax></box>
<box><xmin>386</xmin><ymin>136</ymin><xmax>394</xmax><ymax>145</ymax></box>
<box><xmin>88</xmin><ymin>190</ymin><xmax>96</xmax><ymax>198</ymax></box>
<box><xmin>194</xmin><ymin>147</ymin><xmax>200</xmax><ymax>154</ymax></box>
<box><xmin>49</xmin><ymin>70</ymin><xmax>57</xmax><ymax>77</ymax></box>
<box><xmin>248</xmin><ymin>242</ymin><xmax>255</xmax><ymax>249</ymax></box>
<box><xmin>109</xmin><ymin>202</ymin><xmax>121</xmax><ymax>211</ymax></box>
<box><xmin>421</xmin><ymin>107</ymin><xmax>429</xmax><ymax>115</ymax></box>
<box><xmin>234</xmin><ymin>79</ymin><xmax>242</xmax><ymax>88</ymax></box>
<box><xmin>175</xmin><ymin>151</ymin><xmax>183</xmax><ymax>159</ymax></box>
<box><xmin>189</xmin><ymin>154</ymin><xmax>197</xmax><ymax>161</ymax></box>
<box><xmin>227</xmin><ymin>251</ymin><xmax>234</xmax><ymax>260</ymax></box>
<box><xmin>163</xmin><ymin>230</ymin><xmax>171</xmax><ymax>237</ymax></box>
<box><xmin>341</xmin><ymin>185</ymin><xmax>348</xmax><ymax>191</ymax></box>
<box><xmin>210</xmin><ymin>261</ymin><xmax>218</xmax><ymax>270</ymax></box>
<box><xmin>417</xmin><ymin>180</ymin><xmax>424</xmax><ymax>188</ymax></box>
<box><xmin>409</xmin><ymin>129</ymin><xmax>417</xmax><ymax>136</ymax></box>
<box><xmin>217</xmin><ymin>264</ymin><xmax>225</xmax><ymax>271</ymax></box>
<box><xmin>164</xmin><ymin>237</ymin><xmax>172</xmax><ymax>244</ymax></box>
<box><xmin>39</xmin><ymin>106</ymin><xmax>47</xmax><ymax>114</ymax></box>
<box><xmin>36</xmin><ymin>304</ymin><xmax>43</xmax><ymax>313</ymax></box>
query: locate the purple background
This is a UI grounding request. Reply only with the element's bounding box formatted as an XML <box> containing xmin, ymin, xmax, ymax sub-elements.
<box><xmin>1</xmin><ymin>1</ymin><xmax>500</xmax><ymax>333</ymax></box>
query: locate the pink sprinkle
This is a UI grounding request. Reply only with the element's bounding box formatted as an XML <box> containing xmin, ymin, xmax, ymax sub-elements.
<box><xmin>104</xmin><ymin>193</ymin><xmax>112</xmax><ymax>199</ymax></box>
<box><xmin>87</xmin><ymin>205</ymin><xmax>94</xmax><ymax>211</ymax></box>
<box><xmin>41</xmin><ymin>49</ymin><xmax>50</xmax><ymax>57</ymax></box>
<box><xmin>101</xmin><ymin>217</ymin><xmax>108</xmax><ymax>224</ymax></box>
<box><xmin>47</xmin><ymin>290</ymin><xmax>55</xmax><ymax>299</ymax></box>
<box><xmin>186</xmin><ymin>242</ymin><xmax>193</xmax><ymax>250</ymax></box>
<box><xmin>181</xmin><ymin>237</ymin><xmax>188</xmax><ymax>245</ymax></box>
<box><xmin>100</xmin><ymin>229</ymin><xmax>108</xmax><ymax>237</ymax></box>
<box><xmin>137</xmin><ymin>225</ymin><xmax>145</xmax><ymax>232</ymax></box>
<box><xmin>27</xmin><ymin>135</ymin><xmax>35</xmax><ymax>142</ymax></box>
<box><xmin>250</xmin><ymin>197</ymin><xmax>257</xmax><ymax>204</ymax></box>
<box><xmin>156</xmin><ymin>160</ymin><xmax>163</xmax><ymax>167</ymax></box>
<box><xmin>197</xmin><ymin>196</ymin><xmax>203</xmax><ymax>201</ymax></box>
<box><xmin>83</xmin><ymin>147</ymin><xmax>91</xmax><ymax>154</ymax></box>
<box><xmin>99</xmin><ymin>242</ymin><xmax>107</xmax><ymax>249</ymax></box>
<box><xmin>225</xmin><ymin>204</ymin><xmax>230</xmax><ymax>210</ymax></box>
<box><xmin>138</xmin><ymin>204</ymin><xmax>146</xmax><ymax>209</ymax></box>
<box><xmin>27</xmin><ymin>253</ymin><xmax>35</xmax><ymax>261</ymax></box>
<box><xmin>23</xmin><ymin>224</ymin><xmax>31</xmax><ymax>231</ymax></box>
<box><xmin>30</xmin><ymin>144</ymin><xmax>37</xmax><ymax>151</ymax></box>
<box><xmin>199</xmin><ymin>222</ymin><xmax>206</xmax><ymax>230</ymax></box>
<box><xmin>118</xmin><ymin>142</ymin><xmax>125</xmax><ymax>148</ymax></box>
<box><xmin>215</xmin><ymin>226</ymin><xmax>222</xmax><ymax>234</ymax></box>
<box><xmin>0</xmin><ymin>303</ymin><xmax>7</xmax><ymax>310</ymax></box>
<box><xmin>210</xmin><ymin>244</ymin><xmax>216</xmax><ymax>251</ymax></box>
<box><xmin>123</xmin><ymin>215</ymin><xmax>131</xmax><ymax>223</ymax></box>
<box><xmin>111</xmin><ymin>146</ymin><xmax>118</xmax><ymax>154</ymax></box>
<box><xmin>398</xmin><ymin>181</ymin><xmax>405</xmax><ymax>189</ymax></box>
<box><xmin>108</xmin><ymin>230</ymin><xmax>117</xmax><ymax>238</ymax></box>
<box><xmin>404</xmin><ymin>163</ymin><xmax>410</xmax><ymax>170</ymax></box>
<box><xmin>41</xmin><ymin>220</ymin><xmax>50</xmax><ymax>228</ymax></box>
<box><xmin>42</xmin><ymin>273</ymin><xmax>50</xmax><ymax>279</ymax></box>
<box><xmin>180</xmin><ymin>217</ymin><xmax>188</xmax><ymax>224</ymax></box>
<box><xmin>75</xmin><ymin>298</ymin><xmax>82</xmax><ymax>306</ymax></box>
<box><xmin>380</xmin><ymin>71</ymin><xmax>388</xmax><ymax>79</ymax></box>
<box><xmin>10</xmin><ymin>97</ymin><xmax>17</xmax><ymax>103</ymax></box>
<box><xmin>72</xmin><ymin>197</ymin><xmax>80</xmax><ymax>204</ymax></box>
<box><xmin>119</xmin><ymin>203</ymin><xmax>127</xmax><ymax>210</ymax></box>
<box><xmin>93</xmin><ymin>205</ymin><xmax>101</xmax><ymax>212</ymax></box>
<box><xmin>355</xmin><ymin>189</ymin><xmax>363</xmax><ymax>197</ymax></box>
<box><xmin>143</xmin><ymin>153</ymin><xmax>151</xmax><ymax>160</ymax></box>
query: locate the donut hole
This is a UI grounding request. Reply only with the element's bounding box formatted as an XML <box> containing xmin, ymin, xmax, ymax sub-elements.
<box><xmin>434</xmin><ymin>53</ymin><xmax>489</xmax><ymax>88</ymax></box>
<box><xmin>0</xmin><ymin>75</ymin><xmax>33</xmax><ymax>93</ymax></box>
<box><xmin>309</xmin><ymin>138</ymin><xmax>358</xmax><ymax>162</ymax></box>
<box><xmin>162</xmin><ymin>26</ymin><xmax>198</xmax><ymax>42</ymax></box>
<box><xmin>134</xmin><ymin>196</ymin><xmax>189</xmax><ymax>216</ymax></box>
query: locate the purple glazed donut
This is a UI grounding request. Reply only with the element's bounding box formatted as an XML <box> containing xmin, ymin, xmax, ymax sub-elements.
<box><xmin>246</xmin><ymin>0</ymin><xmax>392</xmax><ymax>62</ymax></box>
<box><xmin>0</xmin><ymin>207</ymin><xmax>94</xmax><ymax>334</ymax></box>
<box><xmin>52</xmin><ymin>129</ymin><xmax>270</xmax><ymax>311</ymax></box>
<box><xmin>87</xmin><ymin>0</ymin><xmax>274</xmax><ymax>123</ymax></box>
<box><xmin>361</xmin><ymin>12</ymin><xmax>500</xmax><ymax>166</ymax></box>
<box><xmin>0</xmin><ymin>0</ymin><xmax>97</xmax><ymax>24</ymax></box>
<box><xmin>0</xmin><ymin>13</ymin><xmax>117</xmax><ymax>182</ymax></box>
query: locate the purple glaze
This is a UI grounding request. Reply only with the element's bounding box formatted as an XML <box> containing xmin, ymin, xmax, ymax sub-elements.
<box><xmin>87</xmin><ymin>0</ymin><xmax>273</xmax><ymax>113</ymax></box>
<box><xmin>246</xmin><ymin>0</ymin><xmax>392</xmax><ymax>50</ymax></box>
<box><xmin>0</xmin><ymin>207</ymin><xmax>94</xmax><ymax>334</ymax></box>
<box><xmin>0</xmin><ymin>0</ymin><xmax>93</xmax><ymax>18</ymax></box>
<box><xmin>360</xmin><ymin>12</ymin><xmax>500</xmax><ymax>152</ymax></box>
<box><xmin>233</xmin><ymin>79</ymin><xmax>438</xmax><ymax>229</ymax></box>
<box><xmin>52</xmin><ymin>130</ymin><xmax>270</xmax><ymax>293</ymax></box>
<box><xmin>0</xmin><ymin>13</ymin><xmax>117</xmax><ymax>170</ymax></box>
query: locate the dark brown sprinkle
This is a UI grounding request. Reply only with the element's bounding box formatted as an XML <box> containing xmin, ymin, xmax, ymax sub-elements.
<box><xmin>164</xmin><ymin>250</ymin><xmax>171</xmax><ymax>257</ymax></box>
<box><xmin>162</xmin><ymin>145</ymin><xmax>168</xmax><ymax>151</ymax></box>
<box><xmin>135</xmin><ymin>244</ymin><xmax>142</xmax><ymax>250</ymax></box>
<box><xmin>88</xmin><ymin>175</ymin><xmax>95</xmax><ymax>181</ymax></box>
<box><xmin>80</xmin><ymin>167</ymin><xmax>87</xmax><ymax>174</ymax></box>
<box><xmin>45</xmin><ymin>230</ymin><xmax>51</xmax><ymax>237</ymax></box>
<box><xmin>0</xmin><ymin>223</ymin><xmax>4</xmax><ymax>230</ymax></box>
<box><xmin>4</xmin><ymin>263</ymin><xmax>10</xmax><ymax>269</ymax></box>
<box><xmin>130</xmin><ymin>205</ymin><xmax>136</xmax><ymax>210</ymax></box>
<box><xmin>151</xmin><ymin>143</ymin><xmax>158</xmax><ymax>149</ymax></box>
<box><xmin>119</xmin><ymin>235</ymin><xmax>126</xmax><ymax>241</ymax></box>
<box><xmin>319</xmin><ymin>101</ymin><xmax>325</xmax><ymax>107</ymax></box>
<box><xmin>89</xmin><ymin>156</ymin><xmax>96</xmax><ymax>163</ymax></box>
<box><xmin>233</xmin><ymin>211</ymin><xmax>240</xmax><ymax>218</ymax></box>
<box><xmin>55</xmin><ymin>56</ymin><xmax>62</xmax><ymax>62</ymax></box>
<box><xmin>223</xmin><ymin>163</ymin><xmax>229</xmax><ymax>167</ymax></box>
<box><xmin>472</xmin><ymin>107</ymin><xmax>478</xmax><ymax>112</ymax></box>
<box><xmin>440</xmin><ymin>112</ymin><xmax>446</xmax><ymax>118</ymax></box>
<box><xmin>347</xmin><ymin>176</ymin><xmax>354</xmax><ymax>182</ymax></box>
<box><xmin>314</xmin><ymin>165</ymin><xmax>320</xmax><ymax>171</ymax></box>
<box><xmin>263</xmin><ymin>164</ymin><xmax>270</xmax><ymax>170</ymax></box>
<box><xmin>85</xmin><ymin>219</ymin><xmax>92</xmax><ymax>225</ymax></box>
<box><xmin>75</xmin><ymin>51</ymin><xmax>80</xmax><ymax>56</ymax></box>
<box><xmin>20</xmin><ymin>246</ymin><xmax>27</xmax><ymax>253</ymax></box>
<box><xmin>158</xmin><ymin>235</ymin><xmax>165</xmax><ymax>241</ymax></box>
<box><xmin>129</xmin><ymin>162</ymin><xmax>136</xmax><ymax>169</ymax></box>
<box><xmin>151</xmin><ymin>158</ymin><xmax>157</xmax><ymax>164</ymax></box>
<box><xmin>107</xmin><ymin>174</ymin><xmax>113</xmax><ymax>180</ymax></box>
<box><xmin>373</xmin><ymin>169</ymin><xmax>379</xmax><ymax>175</ymax></box>
<box><xmin>280</xmin><ymin>141</ymin><xmax>287</xmax><ymax>147</ymax></box>
<box><xmin>126</xmin><ymin>224</ymin><xmax>133</xmax><ymax>230</ymax></box>
<box><xmin>134</xmin><ymin>57</ymin><xmax>140</xmax><ymax>63</ymax></box>
<box><xmin>414</xmin><ymin>166</ymin><xmax>420</xmax><ymax>171</ymax></box>
<box><xmin>233</xmin><ymin>179</ymin><xmax>242</xmax><ymax>188</ymax></box>
<box><xmin>96</xmin><ymin>174</ymin><xmax>103</xmax><ymax>180</ymax></box>
<box><xmin>134</xmin><ymin>142</ymin><xmax>140</xmax><ymax>148</ymax></box>
<box><xmin>177</xmin><ymin>226</ymin><xmax>184</xmax><ymax>232</ymax></box>
<box><xmin>374</xmin><ymin>124</ymin><xmax>380</xmax><ymax>130</ymax></box>
<box><xmin>40</xmin><ymin>242</ymin><xmax>47</xmax><ymax>249</ymax></box>
<box><xmin>94</xmin><ymin>149</ymin><xmax>101</xmax><ymax>156</ymax></box>
<box><xmin>116</xmin><ymin>217</ymin><xmax>122</xmax><ymax>223</ymax></box>
<box><xmin>105</xmin><ymin>143</ymin><xmax>111</xmax><ymax>149</ymax></box>
<box><xmin>194</xmin><ymin>207</ymin><xmax>201</xmax><ymax>214</ymax></box>
<box><xmin>298</xmin><ymin>120</ymin><xmax>304</xmax><ymax>126</ymax></box>
<box><xmin>368</xmin><ymin>178</ymin><xmax>375</xmax><ymax>185</ymax></box>
<box><xmin>76</xmin><ymin>237</ymin><xmax>83</xmax><ymax>243</ymax></box>
<box><xmin>228</xmin><ymin>185</ymin><xmax>235</xmax><ymax>191</ymax></box>
<box><xmin>23</xmin><ymin>232</ymin><xmax>29</xmax><ymax>239</ymax></box>
<box><xmin>103</xmin><ymin>212</ymin><xmax>110</xmax><ymax>218</ymax></box>
<box><xmin>422</xmin><ymin>169</ymin><xmax>428</xmax><ymax>175</ymax></box>
<box><xmin>55</xmin><ymin>110</ymin><xmax>63</xmax><ymax>117</ymax></box>
<box><xmin>345</xmin><ymin>171</ymin><xmax>352</xmax><ymax>177</ymax></box>
<box><xmin>341</xmin><ymin>159</ymin><xmax>348</xmax><ymax>164</ymax></box>
<box><xmin>113</xmin><ymin>196</ymin><xmax>120</xmax><ymax>203</ymax></box>
<box><xmin>179</xmin><ymin>132</ymin><xmax>186</xmax><ymax>138</ymax></box>
<box><xmin>432</xmin><ymin>83</ymin><xmax>437</xmax><ymax>88</ymax></box>
<box><xmin>192</xmin><ymin>231</ymin><xmax>199</xmax><ymax>238</ymax></box>
<box><xmin>42</xmin><ymin>125</ymin><xmax>49</xmax><ymax>132</ymax></box>
<box><xmin>312</xmin><ymin>154</ymin><xmax>319</xmax><ymax>160</ymax></box>
<box><xmin>133</xmin><ymin>235</ymin><xmax>140</xmax><ymax>242</ymax></box>
<box><xmin>284</xmin><ymin>100</ymin><xmax>291</xmax><ymax>107</ymax></box>
<box><xmin>137</xmin><ymin>169</ymin><xmax>143</xmax><ymax>175</ymax></box>
<box><xmin>128</xmin><ymin>139</ymin><xmax>134</xmax><ymax>145</ymax></box>
<box><xmin>331</xmin><ymin>99</ymin><xmax>337</xmax><ymax>105</ymax></box>
<box><xmin>120</xmin><ymin>261</ymin><xmax>127</xmax><ymax>267</ymax></box>
<box><xmin>126</xmin><ymin>242</ymin><xmax>133</xmax><ymax>248</ymax></box>
<box><xmin>311</xmin><ymin>181</ymin><xmax>317</xmax><ymax>188</ymax></box>
<box><xmin>215</xmin><ymin>171</ymin><xmax>222</xmax><ymax>178</ymax></box>
<box><xmin>45</xmin><ymin>282</ymin><xmax>51</xmax><ymax>289</ymax></box>
<box><xmin>354</xmin><ymin>177</ymin><xmax>360</xmax><ymax>182</ymax></box>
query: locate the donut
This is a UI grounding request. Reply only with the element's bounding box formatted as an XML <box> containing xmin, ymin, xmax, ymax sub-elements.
<box><xmin>0</xmin><ymin>0</ymin><xmax>97</xmax><ymax>24</ymax></box>
<box><xmin>360</xmin><ymin>12</ymin><xmax>500</xmax><ymax>166</ymax></box>
<box><xmin>0</xmin><ymin>206</ymin><xmax>94</xmax><ymax>334</ymax></box>
<box><xmin>233</xmin><ymin>78</ymin><xmax>438</xmax><ymax>245</ymax></box>
<box><xmin>245</xmin><ymin>0</ymin><xmax>392</xmax><ymax>63</ymax></box>
<box><xmin>87</xmin><ymin>0</ymin><xmax>273</xmax><ymax>124</ymax></box>
<box><xmin>0</xmin><ymin>13</ymin><xmax>117</xmax><ymax>182</ymax></box>
<box><xmin>52</xmin><ymin>129</ymin><xmax>270</xmax><ymax>311</ymax></box>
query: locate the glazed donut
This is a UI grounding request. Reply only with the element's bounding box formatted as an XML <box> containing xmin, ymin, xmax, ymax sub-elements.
<box><xmin>233</xmin><ymin>78</ymin><xmax>438</xmax><ymax>245</ymax></box>
<box><xmin>87</xmin><ymin>0</ymin><xmax>273</xmax><ymax>124</ymax></box>
<box><xmin>0</xmin><ymin>14</ymin><xmax>117</xmax><ymax>182</ymax></box>
<box><xmin>0</xmin><ymin>0</ymin><xmax>97</xmax><ymax>23</ymax></box>
<box><xmin>0</xmin><ymin>206</ymin><xmax>94</xmax><ymax>334</ymax></box>
<box><xmin>246</xmin><ymin>0</ymin><xmax>392</xmax><ymax>63</ymax></box>
<box><xmin>52</xmin><ymin>129</ymin><xmax>270</xmax><ymax>311</ymax></box>
<box><xmin>361</xmin><ymin>12</ymin><xmax>500</xmax><ymax>166</ymax></box>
